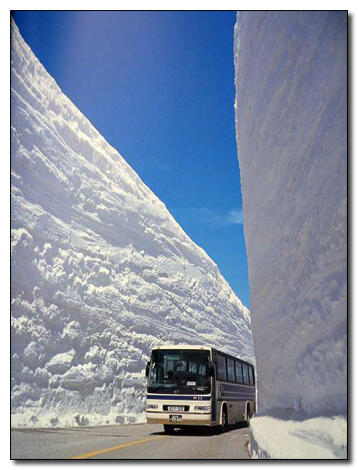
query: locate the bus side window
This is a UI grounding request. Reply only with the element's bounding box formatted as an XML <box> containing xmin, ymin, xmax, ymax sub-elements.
<box><xmin>235</xmin><ymin>360</ymin><xmax>243</xmax><ymax>384</ymax></box>
<box><xmin>242</xmin><ymin>363</ymin><xmax>249</xmax><ymax>384</ymax></box>
<box><xmin>248</xmin><ymin>365</ymin><xmax>254</xmax><ymax>385</ymax></box>
<box><xmin>217</xmin><ymin>354</ymin><xmax>227</xmax><ymax>381</ymax></box>
<box><xmin>227</xmin><ymin>357</ymin><xmax>235</xmax><ymax>382</ymax></box>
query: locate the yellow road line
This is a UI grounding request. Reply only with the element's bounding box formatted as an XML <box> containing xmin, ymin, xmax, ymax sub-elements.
<box><xmin>69</xmin><ymin>435</ymin><xmax>169</xmax><ymax>459</ymax></box>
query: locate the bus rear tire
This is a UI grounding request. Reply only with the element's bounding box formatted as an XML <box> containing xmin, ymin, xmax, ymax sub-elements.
<box><xmin>221</xmin><ymin>406</ymin><xmax>228</xmax><ymax>433</ymax></box>
<box><xmin>245</xmin><ymin>404</ymin><xmax>251</xmax><ymax>427</ymax></box>
<box><xmin>163</xmin><ymin>424</ymin><xmax>175</xmax><ymax>434</ymax></box>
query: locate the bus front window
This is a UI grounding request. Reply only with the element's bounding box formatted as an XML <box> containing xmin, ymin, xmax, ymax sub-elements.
<box><xmin>148</xmin><ymin>349</ymin><xmax>211</xmax><ymax>394</ymax></box>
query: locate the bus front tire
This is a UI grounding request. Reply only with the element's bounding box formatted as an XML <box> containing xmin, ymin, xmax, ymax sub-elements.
<box><xmin>163</xmin><ymin>424</ymin><xmax>175</xmax><ymax>434</ymax></box>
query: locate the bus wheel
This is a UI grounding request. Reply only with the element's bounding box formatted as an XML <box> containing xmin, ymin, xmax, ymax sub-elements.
<box><xmin>221</xmin><ymin>406</ymin><xmax>228</xmax><ymax>432</ymax></box>
<box><xmin>245</xmin><ymin>405</ymin><xmax>250</xmax><ymax>427</ymax></box>
<box><xmin>163</xmin><ymin>424</ymin><xmax>175</xmax><ymax>434</ymax></box>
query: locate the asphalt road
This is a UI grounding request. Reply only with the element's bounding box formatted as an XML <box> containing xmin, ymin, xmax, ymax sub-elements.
<box><xmin>11</xmin><ymin>422</ymin><xmax>251</xmax><ymax>460</ymax></box>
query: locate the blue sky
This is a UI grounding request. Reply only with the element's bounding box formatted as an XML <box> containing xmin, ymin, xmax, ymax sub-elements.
<box><xmin>12</xmin><ymin>11</ymin><xmax>250</xmax><ymax>307</ymax></box>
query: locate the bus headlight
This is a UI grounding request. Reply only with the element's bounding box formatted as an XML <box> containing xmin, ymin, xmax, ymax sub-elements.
<box><xmin>147</xmin><ymin>404</ymin><xmax>159</xmax><ymax>410</ymax></box>
<box><xmin>194</xmin><ymin>405</ymin><xmax>211</xmax><ymax>411</ymax></box>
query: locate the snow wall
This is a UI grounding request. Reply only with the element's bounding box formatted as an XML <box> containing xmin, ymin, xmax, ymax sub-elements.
<box><xmin>234</xmin><ymin>11</ymin><xmax>347</xmax><ymax>416</ymax></box>
<box><xmin>11</xmin><ymin>19</ymin><xmax>254</xmax><ymax>427</ymax></box>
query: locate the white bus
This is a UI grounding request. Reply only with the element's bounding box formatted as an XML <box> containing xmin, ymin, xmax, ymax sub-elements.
<box><xmin>145</xmin><ymin>344</ymin><xmax>256</xmax><ymax>433</ymax></box>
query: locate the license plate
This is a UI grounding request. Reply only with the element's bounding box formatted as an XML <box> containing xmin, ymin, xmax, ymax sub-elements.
<box><xmin>168</xmin><ymin>406</ymin><xmax>185</xmax><ymax>412</ymax></box>
<box><xmin>169</xmin><ymin>415</ymin><xmax>183</xmax><ymax>423</ymax></box>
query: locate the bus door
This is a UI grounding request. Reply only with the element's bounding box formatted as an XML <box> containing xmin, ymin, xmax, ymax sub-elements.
<box><xmin>211</xmin><ymin>361</ymin><xmax>217</xmax><ymax>422</ymax></box>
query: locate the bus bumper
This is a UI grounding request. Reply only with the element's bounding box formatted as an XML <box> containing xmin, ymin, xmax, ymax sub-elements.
<box><xmin>146</xmin><ymin>412</ymin><xmax>213</xmax><ymax>426</ymax></box>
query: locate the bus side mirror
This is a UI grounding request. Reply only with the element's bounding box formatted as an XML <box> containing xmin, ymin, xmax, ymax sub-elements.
<box><xmin>209</xmin><ymin>364</ymin><xmax>215</xmax><ymax>377</ymax></box>
<box><xmin>145</xmin><ymin>361</ymin><xmax>150</xmax><ymax>378</ymax></box>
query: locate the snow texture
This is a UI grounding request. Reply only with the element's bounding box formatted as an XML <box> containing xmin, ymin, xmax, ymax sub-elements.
<box><xmin>235</xmin><ymin>10</ymin><xmax>347</xmax><ymax>417</ymax></box>
<box><xmin>249</xmin><ymin>411</ymin><xmax>347</xmax><ymax>459</ymax></box>
<box><xmin>234</xmin><ymin>11</ymin><xmax>347</xmax><ymax>458</ymax></box>
<box><xmin>11</xmin><ymin>18</ymin><xmax>254</xmax><ymax>428</ymax></box>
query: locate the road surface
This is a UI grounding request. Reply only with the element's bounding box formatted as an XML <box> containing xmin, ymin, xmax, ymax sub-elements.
<box><xmin>11</xmin><ymin>422</ymin><xmax>251</xmax><ymax>460</ymax></box>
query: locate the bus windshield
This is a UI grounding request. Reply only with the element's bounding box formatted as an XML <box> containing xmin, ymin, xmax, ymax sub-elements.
<box><xmin>148</xmin><ymin>349</ymin><xmax>211</xmax><ymax>394</ymax></box>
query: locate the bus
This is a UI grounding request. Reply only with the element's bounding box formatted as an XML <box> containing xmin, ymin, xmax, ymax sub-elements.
<box><xmin>145</xmin><ymin>344</ymin><xmax>256</xmax><ymax>433</ymax></box>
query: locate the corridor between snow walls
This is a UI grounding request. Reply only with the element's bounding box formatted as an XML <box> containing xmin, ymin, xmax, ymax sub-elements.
<box><xmin>234</xmin><ymin>12</ymin><xmax>347</xmax><ymax>458</ymax></box>
<box><xmin>11</xmin><ymin>18</ymin><xmax>254</xmax><ymax>428</ymax></box>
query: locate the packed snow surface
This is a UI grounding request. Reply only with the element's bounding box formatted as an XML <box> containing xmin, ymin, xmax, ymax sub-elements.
<box><xmin>249</xmin><ymin>411</ymin><xmax>347</xmax><ymax>459</ymax></box>
<box><xmin>11</xmin><ymin>19</ymin><xmax>253</xmax><ymax>428</ymax></box>
<box><xmin>235</xmin><ymin>11</ymin><xmax>347</xmax><ymax>458</ymax></box>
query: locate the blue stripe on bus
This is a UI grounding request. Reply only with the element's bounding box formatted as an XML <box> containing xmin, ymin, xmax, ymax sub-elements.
<box><xmin>220</xmin><ymin>395</ymin><xmax>255</xmax><ymax>400</ymax></box>
<box><xmin>147</xmin><ymin>395</ymin><xmax>211</xmax><ymax>401</ymax></box>
<box><xmin>220</xmin><ymin>396</ymin><xmax>255</xmax><ymax>401</ymax></box>
<box><xmin>218</xmin><ymin>397</ymin><xmax>254</xmax><ymax>402</ymax></box>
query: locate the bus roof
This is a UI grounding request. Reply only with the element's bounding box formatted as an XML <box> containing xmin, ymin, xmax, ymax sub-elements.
<box><xmin>153</xmin><ymin>344</ymin><xmax>212</xmax><ymax>351</ymax></box>
<box><xmin>152</xmin><ymin>344</ymin><xmax>255</xmax><ymax>368</ymax></box>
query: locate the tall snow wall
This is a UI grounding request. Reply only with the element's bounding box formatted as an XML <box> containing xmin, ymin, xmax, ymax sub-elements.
<box><xmin>11</xmin><ymin>19</ymin><xmax>254</xmax><ymax>427</ymax></box>
<box><xmin>234</xmin><ymin>11</ymin><xmax>347</xmax><ymax>416</ymax></box>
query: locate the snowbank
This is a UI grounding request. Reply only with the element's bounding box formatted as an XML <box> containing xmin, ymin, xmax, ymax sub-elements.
<box><xmin>11</xmin><ymin>18</ymin><xmax>254</xmax><ymax>428</ymax></box>
<box><xmin>234</xmin><ymin>11</ymin><xmax>347</xmax><ymax>458</ymax></box>
<box><xmin>249</xmin><ymin>412</ymin><xmax>347</xmax><ymax>459</ymax></box>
